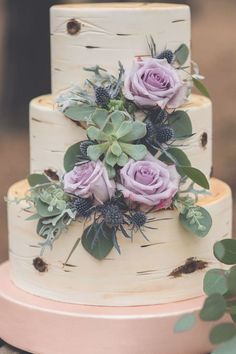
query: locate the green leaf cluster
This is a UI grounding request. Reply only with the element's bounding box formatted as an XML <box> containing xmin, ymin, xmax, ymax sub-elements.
<box><xmin>159</xmin><ymin>146</ymin><xmax>209</xmax><ymax>190</ymax></box>
<box><xmin>175</xmin><ymin>195</ymin><xmax>212</xmax><ymax>238</ymax></box>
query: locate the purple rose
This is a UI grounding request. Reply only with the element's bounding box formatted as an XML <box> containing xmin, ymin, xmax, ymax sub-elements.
<box><xmin>63</xmin><ymin>161</ymin><xmax>115</xmax><ymax>203</ymax></box>
<box><xmin>117</xmin><ymin>154</ymin><xmax>180</xmax><ymax>208</ymax></box>
<box><xmin>123</xmin><ymin>58</ymin><xmax>187</xmax><ymax>109</ymax></box>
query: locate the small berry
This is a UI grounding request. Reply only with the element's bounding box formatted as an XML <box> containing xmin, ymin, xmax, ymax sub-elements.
<box><xmin>72</xmin><ymin>197</ymin><xmax>94</xmax><ymax>218</ymax></box>
<box><xmin>157</xmin><ymin>50</ymin><xmax>174</xmax><ymax>64</ymax></box>
<box><xmin>103</xmin><ymin>205</ymin><xmax>124</xmax><ymax>227</ymax></box>
<box><xmin>157</xmin><ymin>109</ymin><xmax>168</xmax><ymax>123</ymax></box>
<box><xmin>80</xmin><ymin>140</ymin><xmax>96</xmax><ymax>157</ymax></box>
<box><xmin>155</xmin><ymin>126</ymin><xmax>175</xmax><ymax>143</ymax></box>
<box><xmin>147</xmin><ymin>108</ymin><xmax>167</xmax><ymax>124</ymax></box>
<box><xmin>145</xmin><ymin>120</ymin><xmax>156</xmax><ymax>139</ymax></box>
<box><xmin>95</xmin><ymin>86</ymin><xmax>110</xmax><ymax>108</ymax></box>
<box><xmin>130</xmin><ymin>211</ymin><xmax>147</xmax><ymax>227</ymax></box>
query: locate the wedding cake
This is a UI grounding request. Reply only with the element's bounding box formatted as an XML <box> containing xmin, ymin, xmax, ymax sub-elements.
<box><xmin>7</xmin><ymin>3</ymin><xmax>232</xmax><ymax>310</ymax></box>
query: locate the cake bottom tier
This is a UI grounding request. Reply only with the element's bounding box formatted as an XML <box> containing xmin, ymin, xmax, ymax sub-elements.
<box><xmin>0</xmin><ymin>262</ymin><xmax>224</xmax><ymax>354</ymax></box>
<box><xmin>7</xmin><ymin>178</ymin><xmax>232</xmax><ymax>306</ymax></box>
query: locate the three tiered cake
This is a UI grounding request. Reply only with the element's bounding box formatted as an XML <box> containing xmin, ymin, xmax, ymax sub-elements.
<box><xmin>7</xmin><ymin>2</ymin><xmax>232</xmax><ymax>315</ymax></box>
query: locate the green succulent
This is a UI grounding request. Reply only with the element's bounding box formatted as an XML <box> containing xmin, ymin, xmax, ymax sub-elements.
<box><xmin>86</xmin><ymin>109</ymin><xmax>147</xmax><ymax>178</ymax></box>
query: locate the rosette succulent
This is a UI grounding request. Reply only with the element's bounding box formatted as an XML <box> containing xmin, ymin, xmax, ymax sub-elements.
<box><xmin>86</xmin><ymin>110</ymin><xmax>147</xmax><ymax>178</ymax></box>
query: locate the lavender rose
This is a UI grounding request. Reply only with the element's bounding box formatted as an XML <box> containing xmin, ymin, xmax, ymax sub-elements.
<box><xmin>63</xmin><ymin>161</ymin><xmax>115</xmax><ymax>203</ymax></box>
<box><xmin>123</xmin><ymin>58</ymin><xmax>187</xmax><ymax>109</ymax></box>
<box><xmin>117</xmin><ymin>154</ymin><xmax>180</xmax><ymax>208</ymax></box>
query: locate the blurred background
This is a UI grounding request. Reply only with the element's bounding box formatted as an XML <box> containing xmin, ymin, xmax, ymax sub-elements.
<box><xmin>0</xmin><ymin>0</ymin><xmax>235</xmax><ymax>263</ymax></box>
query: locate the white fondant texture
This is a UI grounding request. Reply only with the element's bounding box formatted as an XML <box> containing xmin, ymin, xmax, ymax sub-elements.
<box><xmin>50</xmin><ymin>3</ymin><xmax>190</xmax><ymax>94</ymax></box>
<box><xmin>8</xmin><ymin>179</ymin><xmax>232</xmax><ymax>306</ymax></box>
<box><xmin>30</xmin><ymin>94</ymin><xmax>212</xmax><ymax>178</ymax></box>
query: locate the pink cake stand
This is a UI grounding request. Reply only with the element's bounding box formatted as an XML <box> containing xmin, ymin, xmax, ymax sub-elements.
<box><xmin>0</xmin><ymin>261</ymin><xmax>216</xmax><ymax>354</ymax></box>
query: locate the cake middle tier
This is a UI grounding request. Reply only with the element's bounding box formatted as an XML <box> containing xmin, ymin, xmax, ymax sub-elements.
<box><xmin>8</xmin><ymin>178</ymin><xmax>232</xmax><ymax>306</ymax></box>
<box><xmin>30</xmin><ymin>94</ymin><xmax>212</xmax><ymax>177</ymax></box>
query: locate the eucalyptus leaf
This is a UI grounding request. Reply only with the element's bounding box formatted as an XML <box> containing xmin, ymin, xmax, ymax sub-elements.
<box><xmin>87</xmin><ymin>143</ymin><xmax>109</xmax><ymax>161</ymax></box>
<box><xmin>36</xmin><ymin>199</ymin><xmax>62</xmax><ymax>218</ymax></box>
<box><xmin>203</xmin><ymin>269</ymin><xmax>228</xmax><ymax>296</ymax></box>
<box><xmin>175</xmin><ymin>44</ymin><xmax>189</xmax><ymax>65</ymax></box>
<box><xmin>26</xmin><ymin>213</ymin><xmax>41</xmax><ymax>221</ymax></box>
<box><xmin>211</xmin><ymin>335</ymin><xmax>236</xmax><ymax>354</ymax></box>
<box><xmin>168</xmin><ymin>110</ymin><xmax>192</xmax><ymax>138</ymax></box>
<box><xmin>192</xmin><ymin>78</ymin><xmax>210</xmax><ymax>98</ymax></box>
<box><xmin>199</xmin><ymin>294</ymin><xmax>226</xmax><ymax>321</ymax></box>
<box><xmin>228</xmin><ymin>266</ymin><xmax>236</xmax><ymax>295</ymax></box>
<box><xmin>28</xmin><ymin>174</ymin><xmax>50</xmax><ymax>187</ymax></box>
<box><xmin>179</xmin><ymin>206</ymin><xmax>212</xmax><ymax>237</ymax></box>
<box><xmin>210</xmin><ymin>323</ymin><xmax>236</xmax><ymax>345</ymax></box>
<box><xmin>64</xmin><ymin>104</ymin><xmax>96</xmax><ymax>122</ymax></box>
<box><xmin>214</xmin><ymin>239</ymin><xmax>236</xmax><ymax>265</ymax></box>
<box><xmin>159</xmin><ymin>147</ymin><xmax>191</xmax><ymax>168</ymax></box>
<box><xmin>119</xmin><ymin>143</ymin><xmax>147</xmax><ymax>160</ymax></box>
<box><xmin>177</xmin><ymin>166</ymin><xmax>210</xmax><ymax>189</ymax></box>
<box><xmin>64</xmin><ymin>142</ymin><xmax>83</xmax><ymax>172</ymax></box>
<box><xmin>121</xmin><ymin>121</ymin><xmax>147</xmax><ymax>142</ymax></box>
<box><xmin>174</xmin><ymin>313</ymin><xmax>196</xmax><ymax>333</ymax></box>
<box><xmin>81</xmin><ymin>222</ymin><xmax>114</xmax><ymax>260</ymax></box>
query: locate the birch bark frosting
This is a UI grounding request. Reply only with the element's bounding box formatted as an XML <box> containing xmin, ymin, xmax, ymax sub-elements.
<box><xmin>6</xmin><ymin>3</ymin><xmax>232</xmax><ymax>309</ymax></box>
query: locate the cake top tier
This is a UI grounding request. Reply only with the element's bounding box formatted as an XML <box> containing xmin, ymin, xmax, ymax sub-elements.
<box><xmin>50</xmin><ymin>2</ymin><xmax>190</xmax><ymax>94</ymax></box>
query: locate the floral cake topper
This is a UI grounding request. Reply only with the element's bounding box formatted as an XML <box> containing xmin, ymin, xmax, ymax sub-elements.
<box><xmin>16</xmin><ymin>38</ymin><xmax>212</xmax><ymax>263</ymax></box>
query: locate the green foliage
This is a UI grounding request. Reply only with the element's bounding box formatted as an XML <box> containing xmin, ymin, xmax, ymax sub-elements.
<box><xmin>212</xmin><ymin>336</ymin><xmax>236</xmax><ymax>354</ymax></box>
<box><xmin>81</xmin><ymin>222</ymin><xmax>114</xmax><ymax>260</ymax></box>
<box><xmin>177</xmin><ymin>166</ymin><xmax>210</xmax><ymax>190</ymax></box>
<box><xmin>174</xmin><ymin>44</ymin><xmax>189</xmax><ymax>65</ymax></box>
<box><xmin>210</xmin><ymin>323</ymin><xmax>236</xmax><ymax>345</ymax></box>
<box><xmin>86</xmin><ymin>110</ymin><xmax>147</xmax><ymax>177</ymax></box>
<box><xmin>168</xmin><ymin>110</ymin><xmax>192</xmax><ymax>138</ymax></box>
<box><xmin>147</xmin><ymin>35</ymin><xmax>157</xmax><ymax>58</ymax></box>
<box><xmin>159</xmin><ymin>147</ymin><xmax>209</xmax><ymax>189</ymax></box>
<box><xmin>28</xmin><ymin>174</ymin><xmax>50</xmax><ymax>187</ymax></box>
<box><xmin>64</xmin><ymin>104</ymin><xmax>96</xmax><ymax>122</ymax></box>
<box><xmin>64</xmin><ymin>142</ymin><xmax>84</xmax><ymax>172</ymax></box>
<box><xmin>159</xmin><ymin>147</ymin><xmax>191</xmax><ymax>167</ymax></box>
<box><xmin>199</xmin><ymin>294</ymin><xmax>226</xmax><ymax>321</ymax></box>
<box><xmin>37</xmin><ymin>210</ymin><xmax>76</xmax><ymax>253</ymax></box>
<box><xmin>214</xmin><ymin>239</ymin><xmax>236</xmax><ymax>265</ymax></box>
<box><xmin>176</xmin><ymin>194</ymin><xmax>212</xmax><ymax>238</ymax></box>
<box><xmin>228</xmin><ymin>266</ymin><xmax>236</xmax><ymax>294</ymax></box>
<box><xmin>174</xmin><ymin>313</ymin><xmax>196</xmax><ymax>333</ymax></box>
<box><xmin>203</xmin><ymin>269</ymin><xmax>228</xmax><ymax>296</ymax></box>
<box><xmin>192</xmin><ymin>77</ymin><xmax>210</xmax><ymax>98</ymax></box>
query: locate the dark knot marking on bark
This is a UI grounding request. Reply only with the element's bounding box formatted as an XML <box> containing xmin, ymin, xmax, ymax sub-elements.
<box><xmin>172</xmin><ymin>19</ymin><xmax>186</xmax><ymax>23</ymax></box>
<box><xmin>33</xmin><ymin>257</ymin><xmax>48</xmax><ymax>273</ymax></box>
<box><xmin>85</xmin><ymin>46</ymin><xmax>100</xmax><ymax>49</ymax></box>
<box><xmin>116</xmin><ymin>33</ymin><xmax>132</xmax><ymax>36</ymax></box>
<box><xmin>210</xmin><ymin>166</ymin><xmax>214</xmax><ymax>178</ymax></box>
<box><xmin>169</xmin><ymin>257</ymin><xmax>208</xmax><ymax>278</ymax></box>
<box><xmin>44</xmin><ymin>169</ymin><xmax>60</xmax><ymax>181</ymax></box>
<box><xmin>201</xmin><ymin>132</ymin><xmax>208</xmax><ymax>148</ymax></box>
<box><xmin>67</xmin><ymin>19</ymin><xmax>81</xmax><ymax>35</ymax></box>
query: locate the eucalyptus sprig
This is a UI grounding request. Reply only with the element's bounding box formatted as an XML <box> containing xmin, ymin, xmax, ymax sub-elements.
<box><xmin>175</xmin><ymin>239</ymin><xmax>236</xmax><ymax>354</ymax></box>
<box><xmin>174</xmin><ymin>194</ymin><xmax>212</xmax><ymax>238</ymax></box>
